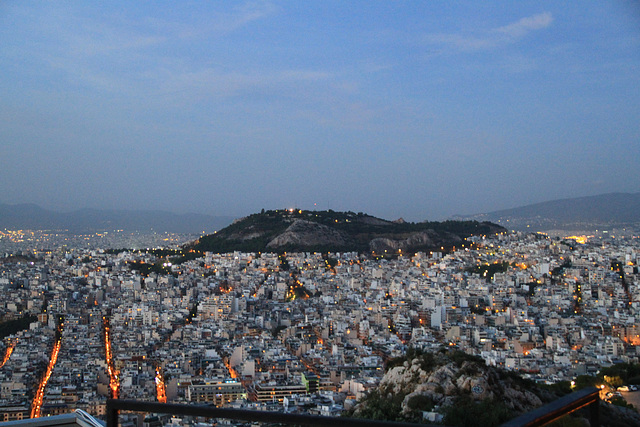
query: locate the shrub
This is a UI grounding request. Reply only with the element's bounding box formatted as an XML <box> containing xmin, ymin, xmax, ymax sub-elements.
<box><xmin>406</xmin><ymin>393</ymin><xmax>434</xmax><ymax>411</ymax></box>
<box><xmin>442</xmin><ymin>396</ymin><xmax>514</xmax><ymax>427</ymax></box>
<box><xmin>352</xmin><ymin>390</ymin><xmax>404</xmax><ymax>421</ymax></box>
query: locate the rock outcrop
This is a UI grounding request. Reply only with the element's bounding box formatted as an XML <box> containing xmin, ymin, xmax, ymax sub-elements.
<box><xmin>369</xmin><ymin>230</ymin><xmax>463</xmax><ymax>253</ymax></box>
<box><xmin>266</xmin><ymin>219</ymin><xmax>349</xmax><ymax>249</ymax></box>
<box><xmin>377</xmin><ymin>356</ymin><xmax>542</xmax><ymax>415</ymax></box>
<box><xmin>350</xmin><ymin>349</ymin><xmax>553</xmax><ymax>425</ymax></box>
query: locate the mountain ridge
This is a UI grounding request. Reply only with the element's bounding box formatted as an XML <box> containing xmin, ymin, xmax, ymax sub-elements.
<box><xmin>452</xmin><ymin>192</ymin><xmax>640</xmax><ymax>231</ymax></box>
<box><xmin>0</xmin><ymin>203</ymin><xmax>234</xmax><ymax>234</ymax></box>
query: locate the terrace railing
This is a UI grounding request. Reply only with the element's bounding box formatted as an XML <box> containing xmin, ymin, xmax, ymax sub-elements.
<box><xmin>105</xmin><ymin>399</ymin><xmax>433</xmax><ymax>427</ymax></box>
<box><xmin>106</xmin><ymin>386</ymin><xmax>600</xmax><ymax>427</ymax></box>
<box><xmin>499</xmin><ymin>386</ymin><xmax>600</xmax><ymax>427</ymax></box>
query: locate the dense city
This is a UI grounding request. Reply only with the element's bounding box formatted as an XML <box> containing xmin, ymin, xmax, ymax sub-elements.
<box><xmin>0</xmin><ymin>228</ymin><xmax>639</xmax><ymax>425</ymax></box>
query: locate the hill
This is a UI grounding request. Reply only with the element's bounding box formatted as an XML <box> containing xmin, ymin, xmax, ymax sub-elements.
<box><xmin>0</xmin><ymin>203</ymin><xmax>234</xmax><ymax>234</ymax></box>
<box><xmin>348</xmin><ymin>348</ymin><xmax>640</xmax><ymax>426</ymax></box>
<box><xmin>192</xmin><ymin>209</ymin><xmax>505</xmax><ymax>254</ymax></box>
<box><xmin>453</xmin><ymin>192</ymin><xmax>640</xmax><ymax>232</ymax></box>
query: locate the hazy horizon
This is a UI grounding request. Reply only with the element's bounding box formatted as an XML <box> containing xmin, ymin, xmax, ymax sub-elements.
<box><xmin>3</xmin><ymin>191</ymin><xmax>640</xmax><ymax>225</ymax></box>
<box><xmin>2</xmin><ymin>2</ymin><xmax>639</xmax><ymax>222</ymax></box>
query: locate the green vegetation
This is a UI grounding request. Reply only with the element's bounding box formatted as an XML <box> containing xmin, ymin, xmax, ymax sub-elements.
<box><xmin>353</xmin><ymin>347</ymin><xmax>591</xmax><ymax>426</ymax></box>
<box><xmin>551</xmin><ymin>259</ymin><xmax>572</xmax><ymax>276</ymax></box>
<box><xmin>349</xmin><ymin>389</ymin><xmax>405</xmax><ymax>422</ymax></box>
<box><xmin>367</xmin><ymin>348</ymin><xmax>490</xmax><ymax>422</ymax></box>
<box><xmin>271</xmin><ymin>325</ymin><xmax>286</xmax><ymax>338</ymax></box>
<box><xmin>191</xmin><ymin>209</ymin><xmax>505</xmax><ymax>254</ymax></box>
<box><xmin>325</xmin><ymin>256</ymin><xmax>338</xmax><ymax>272</ymax></box>
<box><xmin>103</xmin><ymin>248</ymin><xmax>202</xmax><ymax>265</ymax></box>
<box><xmin>442</xmin><ymin>396</ymin><xmax>515</xmax><ymax>427</ymax></box>
<box><xmin>278</xmin><ymin>254</ymin><xmax>290</xmax><ymax>271</ymax></box>
<box><xmin>126</xmin><ymin>261</ymin><xmax>173</xmax><ymax>277</ymax></box>
<box><xmin>406</xmin><ymin>393</ymin><xmax>435</xmax><ymax>411</ymax></box>
<box><xmin>385</xmin><ymin>346</ymin><xmax>486</xmax><ymax>373</ymax></box>
<box><xmin>609</xmin><ymin>395</ymin><xmax>634</xmax><ymax>409</ymax></box>
<box><xmin>540</xmin><ymin>380</ymin><xmax>573</xmax><ymax>396</ymax></box>
<box><xmin>600</xmin><ymin>363</ymin><xmax>640</xmax><ymax>385</ymax></box>
<box><xmin>186</xmin><ymin>303</ymin><xmax>198</xmax><ymax>324</ymax></box>
<box><xmin>572</xmin><ymin>282</ymin><xmax>582</xmax><ymax>314</ymax></box>
<box><xmin>287</xmin><ymin>284</ymin><xmax>313</xmax><ymax>301</ymax></box>
<box><xmin>0</xmin><ymin>315</ymin><xmax>38</xmax><ymax>340</ymax></box>
<box><xmin>169</xmin><ymin>250</ymin><xmax>204</xmax><ymax>265</ymax></box>
<box><xmin>466</xmin><ymin>261</ymin><xmax>511</xmax><ymax>281</ymax></box>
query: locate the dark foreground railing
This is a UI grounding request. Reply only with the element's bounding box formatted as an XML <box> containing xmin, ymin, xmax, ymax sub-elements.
<box><xmin>106</xmin><ymin>386</ymin><xmax>600</xmax><ymax>427</ymax></box>
<box><xmin>500</xmin><ymin>386</ymin><xmax>600</xmax><ymax>427</ymax></box>
<box><xmin>105</xmin><ymin>399</ymin><xmax>433</xmax><ymax>427</ymax></box>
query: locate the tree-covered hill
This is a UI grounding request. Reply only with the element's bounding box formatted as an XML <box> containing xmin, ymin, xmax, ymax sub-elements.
<box><xmin>191</xmin><ymin>209</ymin><xmax>505</xmax><ymax>254</ymax></box>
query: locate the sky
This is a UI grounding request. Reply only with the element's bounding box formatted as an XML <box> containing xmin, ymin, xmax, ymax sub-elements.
<box><xmin>1</xmin><ymin>2</ymin><xmax>639</xmax><ymax>222</ymax></box>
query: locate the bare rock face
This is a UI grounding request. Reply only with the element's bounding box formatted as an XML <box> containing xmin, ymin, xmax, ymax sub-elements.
<box><xmin>367</xmin><ymin>352</ymin><xmax>544</xmax><ymax>419</ymax></box>
<box><xmin>369</xmin><ymin>237</ymin><xmax>399</xmax><ymax>252</ymax></box>
<box><xmin>228</xmin><ymin>230</ymin><xmax>265</xmax><ymax>240</ymax></box>
<box><xmin>456</xmin><ymin>370</ymin><xmax>493</xmax><ymax>400</ymax></box>
<box><xmin>369</xmin><ymin>230</ymin><xmax>463</xmax><ymax>252</ymax></box>
<box><xmin>266</xmin><ymin>219</ymin><xmax>349</xmax><ymax>249</ymax></box>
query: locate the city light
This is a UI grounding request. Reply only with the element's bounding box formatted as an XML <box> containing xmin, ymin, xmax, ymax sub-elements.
<box><xmin>0</xmin><ymin>340</ymin><xmax>16</xmax><ymax>369</ymax></box>
<box><xmin>103</xmin><ymin>318</ymin><xmax>120</xmax><ymax>399</ymax></box>
<box><xmin>31</xmin><ymin>326</ymin><xmax>62</xmax><ymax>418</ymax></box>
<box><xmin>155</xmin><ymin>367</ymin><xmax>167</xmax><ymax>403</ymax></box>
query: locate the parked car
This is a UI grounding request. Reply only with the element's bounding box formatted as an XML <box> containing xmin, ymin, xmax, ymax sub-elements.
<box><xmin>617</xmin><ymin>386</ymin><xmax>629</xmax><ymax>392</ymax></box>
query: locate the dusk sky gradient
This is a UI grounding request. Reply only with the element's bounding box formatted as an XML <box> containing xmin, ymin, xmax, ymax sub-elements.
<box><xmin>1</xmin><ymin>2</ymin><xmax>639</xmax><ymax>221</ymax></box>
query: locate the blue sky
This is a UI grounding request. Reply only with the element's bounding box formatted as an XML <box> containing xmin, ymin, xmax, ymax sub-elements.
<box><xmin>1</xmin><ymin>2</ymin><xmax>638</xmax><ymax>221</ymax></box>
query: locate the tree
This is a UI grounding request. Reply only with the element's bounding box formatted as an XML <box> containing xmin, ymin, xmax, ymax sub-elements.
<box><xmin>442</xmin><ymin>396</ymin><xmax>514</xmax><ymax>427</ymax></box>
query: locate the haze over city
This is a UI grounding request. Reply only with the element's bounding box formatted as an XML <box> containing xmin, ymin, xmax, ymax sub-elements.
<box><xmin>1</xmin><ymin>2</ymin><xmax>639</xmax><ymax>221</ymax></box>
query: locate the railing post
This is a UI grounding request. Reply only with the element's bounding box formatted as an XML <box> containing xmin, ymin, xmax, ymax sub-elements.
<box><xmin>106</xmin><ymin>399</ymin><xmax>118</xmax><ymax>427</ymax></box>
<box><xmin>588</xmin><ymin>398</ymin><xmax>599</xmax><ymax>427</ymax></box>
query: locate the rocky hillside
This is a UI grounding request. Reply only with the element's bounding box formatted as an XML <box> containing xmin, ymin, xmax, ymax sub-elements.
<box><xmin>191</xmin><ymin>209</ymin><xmax>505</xmax><ymax>254</ymax></box>
<box><xmin>349</xmin><ymin>348</ymin><xmax>640</xmax><ymax>426</ymax></box>
<box><xmin>349</xmin><ymin>349</ymin><xmax>547</xmax><ymax>425</ymax></box>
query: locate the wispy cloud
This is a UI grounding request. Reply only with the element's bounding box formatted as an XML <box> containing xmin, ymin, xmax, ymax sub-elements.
<box><xmin>494</xmin><ymin>12</ymin><xmax>553</xmax><ymax>39</ymax></box>
<box><xmin>424</xmin><ymin>12</ymin><xmax>553</xmax><ymax>52</ymax></box>
<box><xmin>154</xmin><ymin>1</ymin><xmax>277</xmax><ymax>39</ymax></box>
<box><xmin>22</xmin><ymin>1</ymin><xmax>279</xmax><ymax>95</ymax></box>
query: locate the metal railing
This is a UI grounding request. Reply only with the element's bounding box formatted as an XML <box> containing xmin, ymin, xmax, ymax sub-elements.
<box><xmin>499</xmin><ymin>386</ymin><xmax>600</xmax><ymax>427</ymax></box>
<box><xmin>106</xmin><ymin>386</ymin><xmax>600</xmax><ymax>427</ymax></box>
<box><xmin>105</xmin><ymin>399</ymin><xmax>433</xmax><ymax>427</ymax></box>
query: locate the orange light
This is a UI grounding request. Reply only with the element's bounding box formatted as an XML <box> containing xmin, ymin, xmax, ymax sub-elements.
<box><xmin>0</xmin><ymin>340</ymin><xmax>15</xmax><ymax>369</ymax></box>
<box><xmin>31</xmin><ymin>334</ymin><xmax>62</xmax><ymax>418</ymax></box>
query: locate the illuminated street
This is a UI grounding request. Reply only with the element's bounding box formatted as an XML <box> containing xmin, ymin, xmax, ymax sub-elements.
<box><xmin>0</xmin><ymin>340</ymin><xmax>15</xmax><ymax>369</ymax></box>
<box><xmin>30</xmin><ymin>331</ymin><xmax>62</xmax><ymax>418</ymax></box>
<box><xmin>103</xmin><ymin>318</ymin><xmax>120</xmax><ymax>399</ymax></box>
<box><xmin>155</xmin><ymin>366</ymin><xmax>167</xmax><ymax>403</ymax></box>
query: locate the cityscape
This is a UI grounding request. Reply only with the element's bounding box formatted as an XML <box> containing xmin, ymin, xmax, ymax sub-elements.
<box><xmin>1</xmin><ymin>1</ymin><xmax>639</xmax><ymax>426</ymax></box>
<box><xmin>0</xmin><ymin>219</ymin><xmax>639</xmax><ymax>425</ymax></box>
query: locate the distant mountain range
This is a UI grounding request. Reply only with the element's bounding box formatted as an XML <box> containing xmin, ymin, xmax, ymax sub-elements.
<box><xmin>4</xmin><ymin>192</ymin><xmax>636</xmax><ymax>236</ymax></box>
<box><xmin>453</xmin><ymin>192</ymin><xmax>640</xmax><ymax>231</ymax></box>
<box><xmin>0</xmin><ymin>203</ymin><xmax>234</xmax><ymax>234</ymax></box>
<box><xmin>191</xmin><ymin>209</ymin><xmax>504</xmax><ymax>254</ymax></box>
